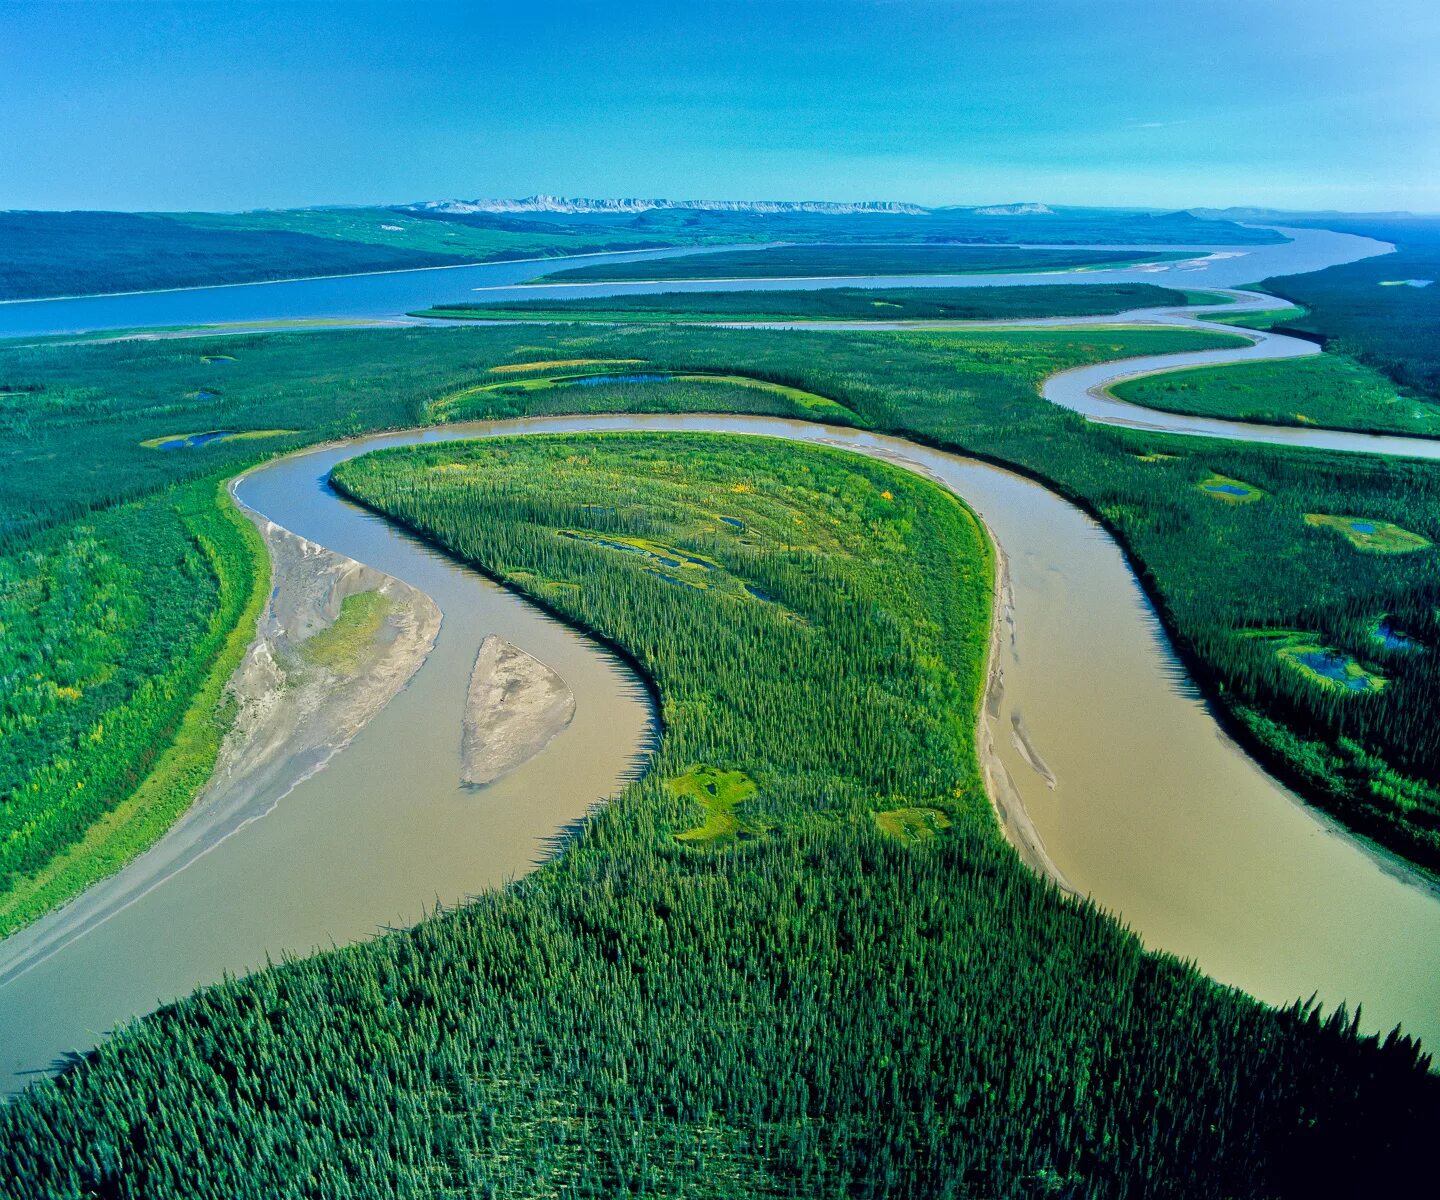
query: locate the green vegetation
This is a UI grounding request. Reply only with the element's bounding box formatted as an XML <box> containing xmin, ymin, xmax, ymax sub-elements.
<box><xmin>6</xmin><ymin>432</ymin><xmax>1431</xmax><ymax>1195</ymax></box>
<box><xmin>1304</xmin><ymin>513</ymin><xmax>1433</xmax><ymax>554</ymax></box>
<box><xmin>1201</xmin><ymin>304</ymin><xmax>1308</xmax><ymax>330</ymax></box>
<box><xmin>430</xmin><ymin>370</ymin><xmax>855</xmax><ymax>424</ymax></box>
<box><xmin>1262</xmin><ymin>217</ymin><xmax>1440</xmax><ymax>399</ymax></box>
<box><xmin>536</xmin><ymin>244</ymin><xmax>1188</xmax><ymax>283</ymax></box>
<box><xmin>0</xmin><ymin>481</ymin><xmax>267</xmax><ymax>935</ymax></box>
<box><xmin>1112</xmin><ymin>356</ymin><xmax>1440</xmax><ymax>438</ymax></box>
<box><xmin>139</xmin><ymin>428</ymin><xmax>297</xmax><ymax>450</ymax></box>
<box><xmin>1197</xmin><ymin>473</ymin><xmax>1266</xmax><ymax>503</ymax></box>
<box><xmin>668</xmin><ymin>764</ymin><xmax>762</xmax><ymax>845</ymax></box>
<box><xmin>4</xmin><ymin>316</ymin><xmax>1436</xmax><ymax>876</ymax></box>
<box><xmin>0</xmin><ymin>211</ymin><xmax>476</xmax><ymax>301</ymax></box>
<box><xmin>1252</xmin><ymin>632</ymin><xmax>1389</xmax><ymax>695</ymax></box>
<box><xmin>299</xmin><ymin>590</ymin><xmax>394</xmax><ymax>671</ymax></box>
<box><xmin>489</xmin><ymin>356</ymin><xmax>646</xmax><ymax>373</ymax></box>
<box><xmin>418</xmin><ymin>282</ymin><xmax>1195</xmax><ymax>324</ymax></box>
<box><xmin>874</xmin><ymin>805</ymin><xmax>952</xmax><ymax>843</ymax></box>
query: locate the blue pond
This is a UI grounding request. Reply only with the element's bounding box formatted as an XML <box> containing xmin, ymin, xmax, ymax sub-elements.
<box><xmin>158</xmin><ymin>430</ymin><xmax>236</xmax><ymax>451</ymax></box>
<box><xmin>1205</xmin><ymin>483</ymin><xmax>1250</xmax><ymax>497</ymax></box>
<box><xmin>1350</xmin><ymin>521</ymin><xmax>1377</xmax><ymax>534</ymax></box>
<box><xmin>562</xmin><ymin>373</ymin><xmax>672</xmax><ymax>388</ymax></box>
<box><xmin>1373</xmin><ymin>621</ymin><xmax>1419</xmax><ymax>652</ymax></box>
<box><xmin>1295</xmin><ymin>650</ymin><xmax>1375</xmax><ymax>691</ymax></box>
<box><xmin>720</xmin><ymin>517</ymin><xmax>746</xmax><ymax>531</ymax></box>
<box><xmin>744</xmin><ymin>585</ymin><xmax>774</xmax><ymax>603</ymax></box>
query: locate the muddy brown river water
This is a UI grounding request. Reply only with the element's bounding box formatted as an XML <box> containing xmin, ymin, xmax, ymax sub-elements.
<box><xmin>3</xmin><ymin>412</ymin><xmax>1438</xmax><ymax>1092</ymax></box>
<box><xmin>3</xmin><ymin>228</ymin><xmax>1438</xmax><ymax>1094</ymax></box>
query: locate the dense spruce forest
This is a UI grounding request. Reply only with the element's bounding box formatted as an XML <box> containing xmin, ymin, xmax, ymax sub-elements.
<box><xmin>3</xmin><ymin>434</ymin><xmax>1433</xmax><ymax>1197</ymax></box>
<box><xmin>418</xmin><ymin>281</ymin><xmax>1193</xmax><ymax>324</ymax></box>
<box><xmin>1111</xmin><ymin>355</ymin><xmax>1440</xmax><ymax>439</ymax></box>
<box><xmin>1262</xmin><ymin>217</ymin><xmax>1440</xmax><ymax>399</ymax></box>
<box><xmin>0</xmin><ymin>206</ymin><xmax>1281</xmax><ymax>301</ymax></box>
<box><xmin>0</xmin><ymin>212</ymin><xmax>475</xmax><ymax>301</ymax></box>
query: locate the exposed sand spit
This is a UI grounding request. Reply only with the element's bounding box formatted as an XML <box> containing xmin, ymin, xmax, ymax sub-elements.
<box><xmin>461</xmin><ymin>635</ymin><xmax>576</xmax><ymax>787</ymax></box>
<box><xmin>212</xmin><ymin>513</ymin><xmax>443</xmax><ymax>809</ymax></box>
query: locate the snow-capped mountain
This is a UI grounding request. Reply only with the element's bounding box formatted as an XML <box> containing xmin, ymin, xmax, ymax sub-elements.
<box><xmin>405</xmin><ymin>195</ymin><xmax>929</xmax><ymax>216</ymax></box>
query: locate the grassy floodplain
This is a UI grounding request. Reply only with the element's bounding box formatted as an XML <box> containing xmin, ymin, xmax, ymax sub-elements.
<box><xmin>1200</xmin><ymin>304</ymin><xmax>1309</xmax><ymax>331</ymax></box>
<box><xmin>417</xmin><ymin>282</ymin><xmax>1194</xmax><ymax>324</ymax></box>
<box><xmin>533</xmin><ymin>243</ymin><xmax>1190</xmax><ymax>283</ymax></box>
<box><xmin>1112</xmin><ymin>356</ymin><xmax>1440</xmax><ymax>439</ymax></box>
<box><xmin>428</xmin><ymin>370</ymin><xmax>854</xmax><ymax>423</ymax></box>
<box><xmin>3</xmin><ymin>432</ymin><xmax>1433</xmax><ymax>1196</ymax></box>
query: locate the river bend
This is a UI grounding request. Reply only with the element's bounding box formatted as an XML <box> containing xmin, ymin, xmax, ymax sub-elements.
<box><xmin>2</xmin><ymin>412</ymin><xmax>1437</xmax><ymax>1093</ymax></box>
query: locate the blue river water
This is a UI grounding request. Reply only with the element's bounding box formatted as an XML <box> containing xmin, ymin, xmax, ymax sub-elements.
<box><xmin>0</xmin><ymin>225</ymin><xmax>1388</xmax><ymax>340</ymax></box>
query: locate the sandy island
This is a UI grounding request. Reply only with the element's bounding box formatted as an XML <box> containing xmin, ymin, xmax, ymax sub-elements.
<box><xmin>461</xmin><ymin>636</ymin><xmax>576</xmax><ymax>787</ymax></box>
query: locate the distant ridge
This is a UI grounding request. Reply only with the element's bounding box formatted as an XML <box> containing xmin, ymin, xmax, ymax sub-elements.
<box><xmin>1189</xmin><ymin>206</ymin><xmax>1416</xmax><ymax>221</ymax></box>
<box><xmin>958</xmin><ymin>202</ymin><xmax>1054</xmax><ymax>216</ymax></box>
<box><xmin>407</xmin><ymin>195</ymin><xmax>928</xmax><ymax>216</ymax></box>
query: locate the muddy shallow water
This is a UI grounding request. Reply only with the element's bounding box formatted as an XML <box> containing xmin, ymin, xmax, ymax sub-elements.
<box><xmin>3</xmin><ymin>412</ymin><xmax>1438</xmax><ymax>1094</ymax></box>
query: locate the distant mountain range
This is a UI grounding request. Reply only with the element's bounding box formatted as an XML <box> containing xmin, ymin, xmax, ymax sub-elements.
<box><xmin>406</xmin><ymin>195</ymin><xmax>929</xmax><ymax>215</ymax></box>
<box><xmin>404</xmin><ymin>195</ymin><xmax>1058</xmax><ymax>218</ymax></box>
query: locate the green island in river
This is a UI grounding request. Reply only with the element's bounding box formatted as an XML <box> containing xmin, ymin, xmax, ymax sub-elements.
<box><xmin>2</xmin><ymin>224</ymin><xmax>1440</xmax><ymax>1196</ymax></box>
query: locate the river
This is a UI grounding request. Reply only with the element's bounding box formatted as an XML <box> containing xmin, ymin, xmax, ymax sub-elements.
<box><xmin>0</xmin><ymin>225</ymin><xmax>1388</xmax><ymax>340</ymax></box>
<box><xmin>3</xmin><ymin>410</ymin><xmax>1438</xmax><ymax>1092</ymax></box>
<box><xmin>3</xmin><ymin>224</ymin><xmax>1438</xmax><ymax>1094</ymax></box>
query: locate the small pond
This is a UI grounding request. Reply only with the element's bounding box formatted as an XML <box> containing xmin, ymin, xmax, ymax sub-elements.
<box><xmin>158</xmin><ymin>430</ymin><xmax>237</xmax><ymax>450</ymax></box>
<box><xmin>1292</xmin><ymin>649</ymin><xmax>1382</xmax><ymax>692</ymax></box>
<box><xmin>562</xmin><ymin>373</ymin><xmax>673</xmax><ymax>388</ymax></box>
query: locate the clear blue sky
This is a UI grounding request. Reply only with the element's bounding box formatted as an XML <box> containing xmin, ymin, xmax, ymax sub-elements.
<box><xmin>3</xmin><ymin>0</ymin><xmax>1437</xmax><ymax>213</ymax></box>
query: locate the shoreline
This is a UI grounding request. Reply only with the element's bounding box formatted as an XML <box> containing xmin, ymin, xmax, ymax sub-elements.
<box><xmin>0</xmin><ymin>495</ymin><xmax>443</xmax><ymax>990</ymax></box>
<box><xmin>0</xmin><ymin>242</ymin><xmax>738</xmax><ymax>308</ymax></box>
<box><xmin>973</xmin><ymin>515</ymin><xmax>1077</xmax><ymax>895</ymax></box>
<box><xmin>470</xmin><ymin>253</ymin><xmax>1216</xmax><ymax>293</ymax></box>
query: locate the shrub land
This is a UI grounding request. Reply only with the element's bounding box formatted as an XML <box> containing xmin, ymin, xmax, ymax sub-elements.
<box><xmin>418</xmin><ymin>282</ymin><xmax>1194</xmax><ymax>324</ymax></box>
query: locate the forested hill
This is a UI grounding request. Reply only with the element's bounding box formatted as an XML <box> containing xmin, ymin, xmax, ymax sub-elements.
<box><xmin>0</xmin><ymin>204</ymin><xmax>1282</xmax><ymax>302</ymax></box>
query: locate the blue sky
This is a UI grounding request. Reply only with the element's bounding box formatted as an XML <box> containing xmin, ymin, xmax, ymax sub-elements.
<box><xmin>3</xmin><ymin>0</ymin><xmax>1437</xmax><ymax>213</ymax></box>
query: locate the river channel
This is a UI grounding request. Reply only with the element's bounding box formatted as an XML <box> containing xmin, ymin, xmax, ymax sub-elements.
<box><xmin>3</xmin><ymin>224</ymin><xmax>1437</xmax><ymax>1095</ymax></box>
<box><xmin>2</xmin><ymin>410</ymin><xmax>1437</xmax><ymax>1093</ymax></box>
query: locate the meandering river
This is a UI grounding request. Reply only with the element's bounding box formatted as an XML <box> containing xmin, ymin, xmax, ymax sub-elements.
<box><xmin>4</xmin><ymin>226</ymin><xmax>1439</xmax><ymax>1095</ymax></box>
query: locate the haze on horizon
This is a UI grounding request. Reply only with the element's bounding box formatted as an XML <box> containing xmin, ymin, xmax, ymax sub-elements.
<box><xmin>2</xmin><ymin>0</ymin><xmax>1438</xmax><ymax>215</ymax></box>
